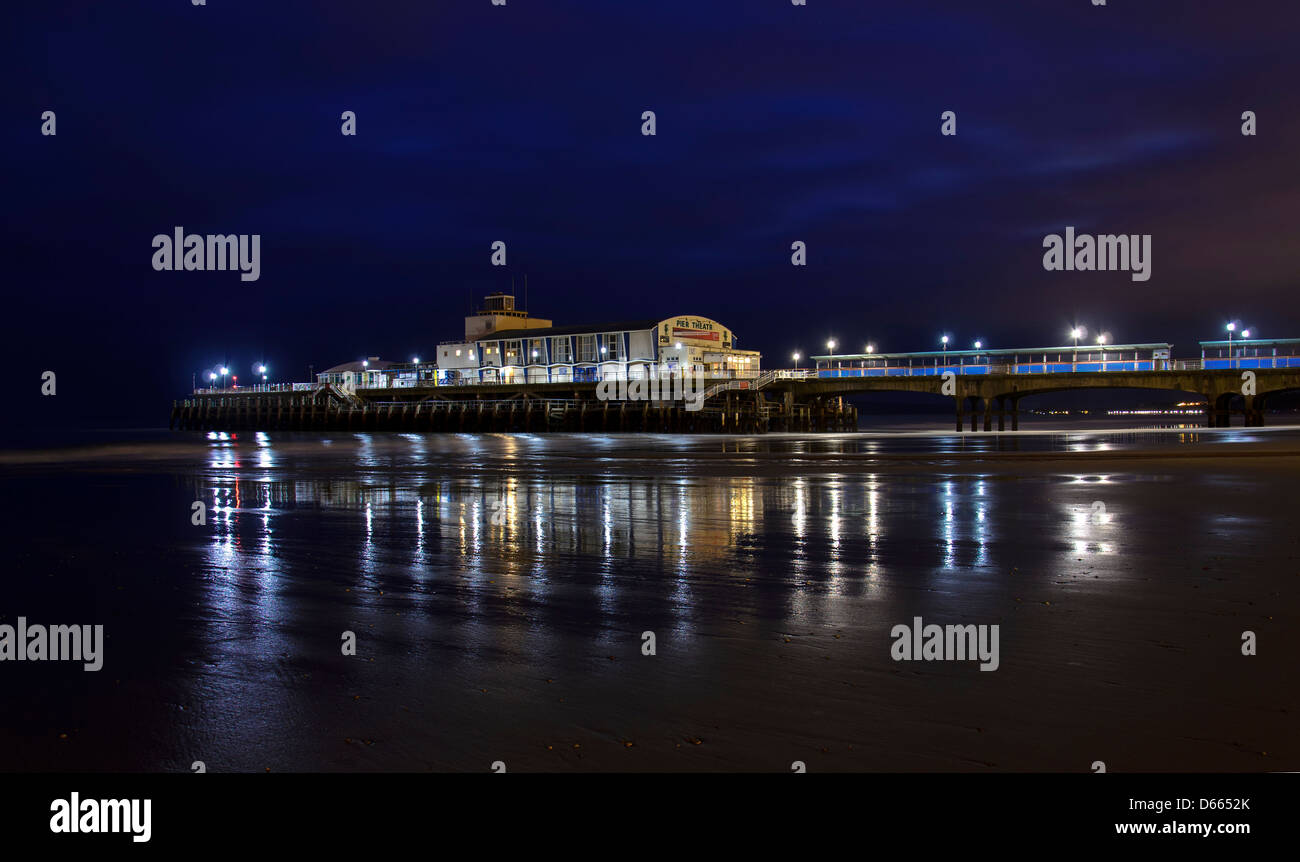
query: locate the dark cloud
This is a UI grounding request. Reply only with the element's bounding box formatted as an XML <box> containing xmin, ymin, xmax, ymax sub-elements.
<box><xmin>4</xmin><ymin>1</ymin><xmax>1297</xmax><ymax>425</ymax></box>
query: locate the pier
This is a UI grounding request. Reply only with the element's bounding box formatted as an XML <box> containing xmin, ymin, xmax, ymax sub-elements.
<box><xmin>171</xmin><ymin>361</ymin><xmax>1300</xmax><ymax>434</ymax></box>
<box><xmin>170</xmin><ymin>381</ymin><xmax>857</xmax><ymax>434</ymax></box>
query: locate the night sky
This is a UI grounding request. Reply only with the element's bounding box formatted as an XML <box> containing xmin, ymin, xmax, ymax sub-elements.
<box><xmin>6</xmin><ymin>1</ymin><xmax>1298</xmax><ymax>429</ymax></box>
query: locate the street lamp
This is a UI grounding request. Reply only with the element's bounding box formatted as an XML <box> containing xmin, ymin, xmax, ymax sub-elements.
<box><xmin>1070</xmin><ymin>328</ymin><xmax>1082</xmax><ymax>371</ymax></box>
<box><xmin>792</xmin><ymin>351</ymin><xmax>801</xmax><ymax>370</ymax></box>
<box><xmin>220</xmin><ymin>366</ymin><xmax>229</xmax><ymax>389</ymax></box>
<box><xmin>1226</xmin><ymin>322</ymin><xmax>1235</xmax><ymax>368</ymax></box>
<box><xmin>826</xmin><ymin>338</ymin><xmax>836</xmax><ymax>355</ymax></box>
<box><xmin>208</xmin><ymin>371</ymin><xmax>217</xmax><ymax>390</ymax></box>
<box><xmin>1096</xmin><ymin>334</ymin><xmax>1107</xmax><ymax>371</ymax></box>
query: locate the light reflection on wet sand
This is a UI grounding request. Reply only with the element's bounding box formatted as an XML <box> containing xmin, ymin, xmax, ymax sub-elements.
<box><xmin>1</xmin><ymin>428</ymin><xmax>1297</xmax><ymax>771</ymax></box>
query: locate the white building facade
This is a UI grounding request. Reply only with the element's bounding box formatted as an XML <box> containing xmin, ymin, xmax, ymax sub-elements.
<box><xmin>318</xmin><ymin>294</ymin><xmax>761</xmax><ymax>390</ymax></box>
<box><xmin>437</xmin><ymin>312</ymin><xmax>760</xmax><ymax>386</ymax></box>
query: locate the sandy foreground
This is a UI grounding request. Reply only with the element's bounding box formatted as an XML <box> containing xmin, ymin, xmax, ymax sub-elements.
<box><xmin>1</xmin><ymin>430</ymin><xmax>1296</xmax><ymax>771</ymax></box>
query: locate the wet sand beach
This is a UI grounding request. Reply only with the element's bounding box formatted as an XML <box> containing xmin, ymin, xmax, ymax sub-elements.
<box><xmin>1</xmin><ymin>425</ymin><xmax>1296</xmax><ymax>772</ymax></box>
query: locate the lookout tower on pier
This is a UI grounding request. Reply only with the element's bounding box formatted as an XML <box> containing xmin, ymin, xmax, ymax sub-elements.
<box><xmin>464</xmin><ymin>292</ymin><xmax>553</xmax><ymax>341</ymax></box>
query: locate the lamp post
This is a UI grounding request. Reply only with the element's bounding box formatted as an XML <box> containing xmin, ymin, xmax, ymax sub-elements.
<box><xmin>1226</xmin><ymin>322</ymin><xmax>1235</xmax><ymax>369</ymax></box>
<box><xmin>1070</xmin><ymin>328</ymin><xmax>1082</xmax><ymax>371</ymax></box>
<box><xmin>220</xmin><ymin>366</ymin><xmax>229</xmax><ymax>389</ymax></box>
<box><xmin>1096</xmin><ymin>334</ymin><xmax>1106</xmax><ymax>372</ymax></box>
<box><xmin>792</xmin><ymin>351</ymin><xmax>801</xmax><ymax>371</ymax></box>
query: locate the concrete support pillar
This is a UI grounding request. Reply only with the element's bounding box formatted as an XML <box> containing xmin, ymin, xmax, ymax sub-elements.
<box><xmin>1207</xmin><ymin>395</ymin><xmax>1230</xmax><ymax>427</ymax></box>
<box><xmin>996</xmin><ymin>395</ymin><xmax>1005</xmax><ymax>431</ymax></box>
<box><xmin>1245</xmin><ymin>394</ymin><xmax>1265</xmax><ymax>427</ymax></box>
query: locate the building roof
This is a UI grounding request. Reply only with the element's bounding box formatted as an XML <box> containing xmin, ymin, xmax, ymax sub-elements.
<box><xmin>478</xmin><ymin>320</ymin><xmax>661</xmax><ymax>341</ymax></box>
<box><xmin>1199</xmin><ymin>337</ymin><xmax>1300</xmax><ymax>348</ymax></box>
<box><xmin>321</xmin><ymin>359</ymin><xmax>401</xmax><ymax>373</ymax></box>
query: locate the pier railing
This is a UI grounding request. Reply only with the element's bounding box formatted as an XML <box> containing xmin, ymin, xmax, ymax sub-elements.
<box><xmin>811</xmin><ymin>360</ymin><xmax>1176</xmax><ymax>377</ymax></box>
<box><xmin>191</xmin><ymin>355</ymin><xmax>1300</xmax><ymax>398</ymax></box>
<box><xmin>194</xmin><ymin>382</ymin><xmax>319</xmax><ymax>394</ymax></box>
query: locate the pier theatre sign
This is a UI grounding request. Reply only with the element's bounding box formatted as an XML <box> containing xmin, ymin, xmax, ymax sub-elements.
<box><xmin>661</xmin><ymin>316</ymin><xmax>732</xmax><ymax>350</ymax></box>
